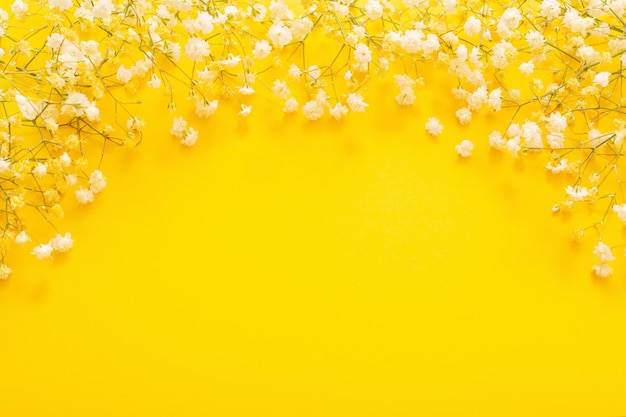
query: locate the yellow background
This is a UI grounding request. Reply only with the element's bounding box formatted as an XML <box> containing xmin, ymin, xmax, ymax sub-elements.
<box><xmin>1</xmin><ymin>68</ymin><xmax>626</xmax><ymax>415</ymax></box>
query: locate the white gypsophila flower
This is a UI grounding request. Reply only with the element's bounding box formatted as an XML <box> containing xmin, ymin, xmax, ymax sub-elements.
<box><xmin>15</xmin><ymin>230</ymin><xmax>30</xmax><ymax>245</ymax></box>
<box><xmin>544</xmin><ymin>111</ymin><xmax>567</xmax><ymax>133</ymax></box>
<box><xmin>487</xmin><ymin>89</ymin><xmax>502</xmax><ymax>111</ymax></box>
<box><xmin>49</xmin><ymin>0</ymin><xmax>72</xmax><ymax>11</ymax></box>
<box><xmin>329</xmin><ymin>103</ymin><xmax>349</xmax><ymax>120</ymax></box>
<box><xmin>181</xmin><ymin>127</ymin><xmax>198</xmax><ymax>146</ymax></box>
<box><xmin>546</xmin><ymin>133</ymin><xmax>565</xmax><ymax>149</ymax></box>
<box><xmin>267</xmin><ymin>22</ymin><xmax>292</xmax><ymax>48</ymax></box>
<box><xmin>75</xmin><ymin>187</ymin><xmax>95</xmax><ymax>204</ymax></box>
<box><xmin>394</xmin><ymin>74</ymin><xmax>415</xmax><ymax>89</ymax></box>
<box><xmin>540</xmin><ymin>0</ymin><xmax>561</xmax><ymax>18</ymax></box>
<box><xmin>93</xmin><ymin>0</ymin><xmax>115</xmax><ymax>19</ymax></box>
<box><xmin>395</xmin><ymin>88</ymin><xmax>416</xmax><ymax>106</ymax></box>
<box><xmin>592</xmin><ymin>263</ymin><xmax>613</xmax><ymax>278</ymax></box>
<box><xmin>283</xmin><ymin>98</ymin><xmax>298</xmax><ymax>113</ymax></box>
<box><xmin>15</xmin><ymin>93</ymin><xmax>39</xmax><ymax>120</ymax></box>
<box><xmin>506</xmin><ymin>137</ymin><xmax>521</xmax><ymax>157</ymax></box>
<box><xmin>563</xmin><ymin>9</ymin><xmax>594</xmax><ymax>35</ymax></box>
<box><xmin>288</xmin><ymin>63</ymin><xmax>301</xmax><ymax>80</ymax></box>
<box><xmin>519</xmin><ymin>61</ymin><xmax>535</xmax><ymax>76</ymax></box>
<box><xmin>33</xmin><ymin>162</ymin><xmax>47</xmax><ymax>178</ymax></box>
<box><xmin>238</xmin><ymin>85</ymin><xmax>255</xmax><ymax>95</ymax></box>
<box><xmin>46</xmin><ymin>33</ymin><xmax>65</xmax><ymax>51</ymax></box>
<box><xmin>85</xmin><ymin>103</ymin><xmax>100</xmax><ymax>121</ymax></box>
<box><xmin>346</xmin><ymin>93</ymin><xmax>368</xmax><ymax>112</ymax></box>
<box><xmin>546</xmin><ymin>159</ymin><xmax>568</xmax><ymax>174</ymax></box>
<box><xmin>488</xmin><ymin>131</ymin><xmax>506</xmax><ymax>150</ymax></box>
<box><xmin>521</xmin><ymin>121</ymin><xmax>542</xmax><ymax>149</ymax></box>
<box><xmin>455</xmin><ymin>107</ymin><xmax>472</xmax><ymax>125</ymax></box>
<box><xmin>302</xmin><ymin>100</ymin><xmax>324</xmax><ymax>120</ymax></box>
<box><xmin>268</xmin><ymin>0</ymin><xmax>293</xmax><ymax>20</ymax></box>
<box><xmin>613</xmin><ymin>204</ymin><xmax>626</xmax><ymax>222</ymax></box>
<box><xmin>497</xmin><ymin>7</ymin><xmax>522</xmax><ymax>39</ymax></box>
<box><xmin>32</xmin><ymin>243</ymin><xmax>54</xmax><ymax>260</ymax></box>
<box><xmin>0</xmin><ymin>264</ymin><xmax>11</xmax><ymax>280</ymax></box>
<box><xmin>290</xmin><ymin>17</ymin><xmax>313</xmax><ymax>40</ymax></box>
<box><xmin>195</xmin><ymin>100</ymin><xmax>218</xmax><ymax>118</ymax></box>
<box><xmin>249</xmin><ymin>3</ymin><xmax>267</xmax><ymax>21</ymax></box>
<box><xmin>195</xmin><ymin>12</ymin><xmax>214</xmax><ymax>34</ymax></box>
<box><xmin>170</xmin><ymin>117</ymin><xmax>187</xmax><ymax>138</ymax></box>
<box><xmin>441</xmin><ymin>32</ymin><xmax>459</xmax><ymax>45</ymax></box>
<box><xmin>11</xmin><ymin>0</ymin><xmax>27</xmax><ymax>15</ymax></box>
<box><xmin>89</xmin><ymin>170</ymin><xmax>106</xmax><ymax>194</ymax></box>
<box><xmin>526</xmin><ymin>31</ymin><xmax>545</xmax><ymax>50</ymax></box>
<box><xmin>116</xmin><ymin>64</ymin><xmax>133</xmax><ymax>83</ymax></box>
<box><xmin>466</xmin><ymin>86</ymin><xmax>487</xmax><ymax>111</ymax></box>
<box><xmin>65</xmin><ymin>174</ymin><xmax>78</xmax><ymax>187</ymax></box>
<box><xmin>307</xmin><ymin>65</ymin><xmax>321</xmax><ymax>81</ymax></box>
<box><xmin>221</xmin><ymin>54</ymin><xmax>241</xmax><ymax>68</ymax></box>
<box><xmin>63</xmin><ymin>92</ymin><xmax>90</xmax><ymax>117</ymax></box>
<box><xmin>593</xmin><ymin>241</ymin><xmax>615</xmax><ymax>264</ymax></box>
<box><xmin>400</xmin><ymin>29</ymin><xmax>424</xmax><ymax>53</ymax></box>
<box><xmin>456</xmin><ymin>140</ymin><xmax>474</xmax><ymax>157</ymax></box>
<box><xmin>490</xmin><ymin>40</ymin><xmax>516</xmax><ymax>69</ymax></box>
<box><xmin>464</xmin><ymin>16</ymin><xmax>481</xmax><ymax>36</ymax></box>
<box><xmin>252</xmin><ymin>40</ymin><xmax>272</xmax><ymax>59</ymax></box>
<box><xmin>272</xmin><ymin>80</ymin><xmax>290</xmax><ymax>99</ymax></box>
<box><xmin>50</xmin><ymin>232</ymin><xmax>73</xmax><ymax>252</ymax></box>
<box><xmin>421</xmin><ymin>34</ymin><xmax>440</xmax><ymax>54</ymax></box>
<box><xmin>588</xmin><ymin>129</ymin><xmax>607</xmax><ymax>147</ymax></box>
<box><xmin>0</xmin><ymin>158</ymin><xmax>11</xmax><ymax>175</ymax></box>
<box><xmin>184</xmin><ymin>37</ymin><xmax>210</xmax><ymax>61</ymax></box>
<box><xmin>443</xmin><ymin>0</ymin><xmax>456</xmax><ymax>14</ymax></box>
<box><xmin>239</xmin><ymin>104</ymin><xmax>252</xmax><ymax>117</ymax></box>
<box><xmin>147</xmin><ymin>73</ymin><xmax>162</xmax><ymax>89</ymax></box>
<box><xmin>565</xmin><ymin>185</ymin><xmax>590</xmax><ymax>202</ymax></box>
<box><xmin>354</xmin><ymin>43</ymin><xmax>372</xmax><ymax>65</ymax></box>
<box><xmin>425</xmin><ymin>117</ymin><xmax>443</xmax><ymax>137</ymax></box>
<box><xmin>364</xmin><ymin>0</ymin><xmax>383</xmax><ymax>20</ymax></box>
<box><xmin>58</xmin><ymin>152</ymin><xmax>71</xmax><ymax>168</ymax></box>
<box><xmin>594</xmin><ymin>71</ymin><xmax>611</xmax><ymax>87</ymax></box>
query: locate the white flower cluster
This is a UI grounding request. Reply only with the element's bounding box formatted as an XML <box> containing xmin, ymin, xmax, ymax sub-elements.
<box><xmin>0</xmin><ymin>0</ymin><xmax>625</xmax><ymax>278</ymax></box>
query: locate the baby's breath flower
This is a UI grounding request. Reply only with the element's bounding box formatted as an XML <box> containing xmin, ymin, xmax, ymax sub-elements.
<box><xmin>283</xmin><ymin>98</ymin><xmax>298</xmax><ymax>113</ymax></box>
<box><xmin>0</xmin><ymin>264</ymin><xmax>11</xmax><ymax>280</ymax></box>
<box><xmin>75</xmin><ymin>187</ymin><xmax>95</xmax><ymax>205</ymax></box>
<box><xmin>50</xmin><ymin>233</ymin><xmax>73</xmax><ymax>253</ymax></box>
<box><xmin>170</xmin><ymin>117</ymin><xmax>187</xmax><ymax>138</ymax></box>
<box><xmin>116</xmin><ymin>65</ymin><xmax>133</xmax><ymax>83</ymax></box>
<box><xmin>15</xmin><ymin>231</ymin><xmax>30</xmax><ymax>245</ymax></box>
<box><xmin>32</xmin><ymin>243</ymin><xmax>54</xmax><ymax>260</ymax></box>
<box><xmin>252</xmin><ymin>40</ymin><xmax>272</xmax><ymax>59</ymax></box>
<box><xmin>268</xmin><ymin>22</ymin><xmax>293</xmax><ymax>48</ymax></box>
<box><xmin>239</xmin><ymin>104</ymin><xmax>252</xmax><ymax>117</ymax></box>
<box><xmin>181</xmin><ymin>128</ymin><xmax>199</xmax><ymax>146</ymax></box>
<box><xmin>49</xmin><ymin>0</ymin><xmax>72</xmax><ymax>11</ymax></box>
<box><xmin>33</xmin><ymin>163</ymin><xmax>47</xmax><ymax>178</ymax></box>
<box><xmin>593</xmin><ymin>72</ymin><xmax>611</xmax><ymax>88</ymax></box>
<box><xmin>565</xmin><ymin>185</ymin><xmax>590</xmax><ymax>202</ymax></box>
<box><xmin>455</xmin><ymin>108</ymin><xmax>472</xmax><ymax>125</ymax></box>
<box><xmin>89</xmin><ymin>170</ymin><xmax>106</xmax><ymax>194</ymax></box>
<box><xmin>184</xmin><ymin>37</ymin><xmax>210</xmax><ymax>61</ymax></box>
<box><xmin>272</xmin><ymin>80</ymin><xmax>290</xmax><ymax>100</ymax></box>
<box><xmin>456</xmin><ymin>140</ymin><xmax>474</xmax><ymax>158</ymax></box>
<box><xmin>195</xmin><ymin>100</ymin><xmax>218</xmax><ymax>118</ymax></box>
<box><xmin>425</xmin><ymin>117</ymin><xmax>443</xmax><ymax>137</ymax></box>
<box><xmin>302</xmin><ymin>100</ymin><xmax>324</xmax><ymax>120</ymax></box>
<box><xmin>488</xmin><ymin>131</ymin><xmax>506</xmax><ymax>150</ymax></box>
<box><xmin>329</xmin><ymin>103</ymin><xmax>349</xmax><ymax>120</ymax></box>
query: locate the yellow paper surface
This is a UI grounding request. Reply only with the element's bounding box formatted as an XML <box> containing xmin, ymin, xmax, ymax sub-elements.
<box><xmin>1</xmin><ymin>62</ymin><xmax>626</xmax><ymax>416</ymax></box>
